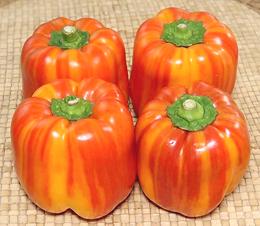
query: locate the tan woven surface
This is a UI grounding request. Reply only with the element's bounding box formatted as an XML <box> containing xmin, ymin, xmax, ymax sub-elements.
<box><xmin>0</xmin><ymin>0</ymin><xmax>260</xmax><ymax>225</ymax></box>
<box><xmin>238</xmin><ymin>0</ymin><xmax>260</xmax><ymax>13</ymax></box>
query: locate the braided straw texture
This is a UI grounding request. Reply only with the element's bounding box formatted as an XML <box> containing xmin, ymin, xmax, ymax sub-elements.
<box><xmin>0</xmin><ymin>0</ymin><xmax>260</xmax><ymax>225</ymax></box>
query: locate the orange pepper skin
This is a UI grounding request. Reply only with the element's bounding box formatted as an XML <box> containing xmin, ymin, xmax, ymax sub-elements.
<box><xmin>21</xmin><ymin>17</ymin><xmax>128</xmax><ymax>100</ymax></box>
<box><xmin>130</xmin><ymin>8</ymin><xmax>238</xmax><ymax>115</ymax></box>
<box><xmin>136</xmin><ymin>82</ymin><xmax>249</xmax><ymax>217</ymax></box>
<box><xmin>11</xmin><ymin>78</ymin><xmax>136</xmax><ymax>219</ymax></box>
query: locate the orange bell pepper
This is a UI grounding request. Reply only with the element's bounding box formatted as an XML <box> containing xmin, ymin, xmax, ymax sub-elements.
<box><xmin>21</xmin><ymin>17</ymin><xmax>128</xmax><ymax>100</ymax></box>
<box><xmin>136</xmin><ymin>82</ymin><xmax>249</xmax><ymax>217</ymax></box>
<box><xmin>130</xmin><ymin>7</ymin><xmax>238</xmax><ymax>115</ymax></box>
<box><xmin>11</xmin><ymin>78</ymin><xmax>136</xmax><ymax>219</ymax></box>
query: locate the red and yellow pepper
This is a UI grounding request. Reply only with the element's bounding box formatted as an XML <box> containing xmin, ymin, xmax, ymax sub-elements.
<box><xmin>21</xmin><ymin>17</ymin><xmax>129</xmax><ymax>100</ymax></box>
<box><xmin>130</xmin><ymin>7</ymin><xmax>238</xmax><ymax>115</ymax></box>
<box><xmin>136</xmin><ymin>82</ymin><xmax>250</xmax><ymax>217</ymax></box>
<box><xmin>11</xmin><ymin>78</ymin><xmax>136</xmax><ymax>219</ymax></box>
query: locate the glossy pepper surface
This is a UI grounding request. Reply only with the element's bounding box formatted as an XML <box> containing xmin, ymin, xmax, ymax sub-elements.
<box><xmin>130</xmin><ymin>7</ymin><xmax>238</xmax><ymax>115</ymax></box>
<box><xmin>21</xmin><ymin>17</ymin><xmax>128</xmax><ymax>99</ymax></box>
<box><xmin>11</xmin><ymin>78</ymin><xmax>136</xmax><ymax>219</ymax></box>
<box><xmin>136</xmin><ymin>82</ymin><xmax>249</xmax><ymax>217</ymax></box>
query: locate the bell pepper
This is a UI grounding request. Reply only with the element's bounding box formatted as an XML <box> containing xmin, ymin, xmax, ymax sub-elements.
<box><xmin>136</xmin><ymin>82</ymin><xmax>249</xmax><ymax>217</ymax></box>
<box><xmin>21</xmin><ymin>17</ymin><xmax>129</xmax><ymax>100</ymax></box>
<box><xmin>130</xmin><ymin>7</ymin><xmax>238</xmax><ymax>115</ymax></box>
<box><xmin>11</xmin><ymin>78</ymin><xmax>136</xmax><ymax>219</ymax></box>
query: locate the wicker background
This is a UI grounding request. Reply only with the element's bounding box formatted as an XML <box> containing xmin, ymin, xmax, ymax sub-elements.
<box><xmin>238</xmin><ymin>0</ymin><xmax>260</xmax><ymax>13</ymax></box>
<box><xmin>0</xmin><ymin>0</ymin><xmax>260</xmax><ymax>225</ymax></box>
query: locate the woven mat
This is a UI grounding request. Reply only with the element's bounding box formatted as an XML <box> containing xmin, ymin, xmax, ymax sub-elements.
<box><xmin>0</xmin><ymin>0</ymin><xmax>260</xmax><ymax>225</ymax></box>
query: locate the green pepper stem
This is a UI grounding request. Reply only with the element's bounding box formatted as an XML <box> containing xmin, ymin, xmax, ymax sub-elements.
<box><xmin>177</xmin><ymin>98</ymin><xmax>204</xmax><ymax>122</ymax></box>
<box><xmin>67</xmin><ymin>97</ymin><xmax>79</xmax><ymax>105</ymax></box>
<box><xmin>49</xmin><ymin>26</ymin><xmax>90</xmax><ymax>49</ymax></box>
<box><xmin>51</xmin><ymin>95</ymin><xmax>93</xmax><ymax>121</ymax></box>
<box><xmin>182</xmin><ymin>99</ymin><xmax>197</xmax><ymax>111</ymax></box>
<box><xmin>177</xmin><ymin>23</ymin><xmax>187</xmax><ymax>29</ymax></box>
<box><xmin>167</xmin><ymin>94</ymin><xmax>217</xmax><ymax>131</ymax></box>
<box><xmin>161</xmin><ymin>19</ymin><xmax>206</xmax><ymax>47</ymax></box>
<box><xmin>62</xmin><ymin>26</ymin><xmax>80</xmax><ymax>43</ymax></box>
